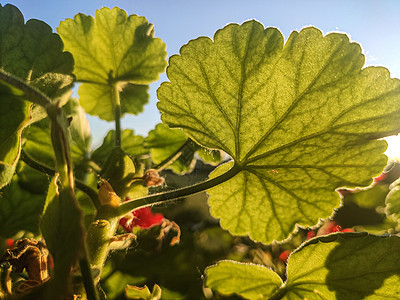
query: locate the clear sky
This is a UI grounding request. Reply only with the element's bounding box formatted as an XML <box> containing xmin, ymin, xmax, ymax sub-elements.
<box><xmin>3</xmin><ymin>0</ymin><xmax>400</xmax><ymax>157</ymax></box>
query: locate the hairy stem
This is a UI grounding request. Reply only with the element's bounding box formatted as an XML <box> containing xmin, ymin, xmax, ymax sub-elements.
<box><xmin>0</xmin><ymin>70</ymin><xmax>52</xmax><ymax>107</ymax></box>
<box><xmin>99</xmin><ymin>162</ymin><xmax>240</xmax><ymax>219</ymax></box>
<box><xmin>112</xmin><ymin>83</ymin><xmax>122</xmax><ymax>148</ymax></box>
<box><xmin>79</xmin><ymin>245</ymin><xmax>100</xmax><ymax>300</ymax></box>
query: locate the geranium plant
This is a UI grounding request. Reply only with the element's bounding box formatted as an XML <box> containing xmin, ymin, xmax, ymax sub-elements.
<box><xmin>0</xmin><ymin>3</ymin><xmax>400</xmax><ymax>299</ymax></box>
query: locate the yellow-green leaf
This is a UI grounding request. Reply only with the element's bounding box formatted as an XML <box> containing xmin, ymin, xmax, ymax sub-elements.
<box><xmin>158</xmin><ymin>21</ymin><xmax>400</xmax><ymax>243</ymax></box>
<box><xmin>58</xmin><ymin>7</ymin><xmax>167</xmax><ymax>120</ymax></box>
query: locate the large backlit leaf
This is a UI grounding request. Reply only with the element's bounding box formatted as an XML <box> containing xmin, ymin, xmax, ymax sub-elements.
<box><xmin>0</xmin><ymin>4</ymin><xmax>74</xmax><ymax>187</ymax></box>
<box><xmin>157</xmin><ymin>21</ymin><xmax>400</xmax><ymax>243</ymax></box>
<box><xmin>58</xmin><ymin>7</ymin><xmax>167</xmax><ymax>120</ymax></box>
<box><xmin>206</xmin><ymin>233</ymin><xmax>400</xmax><ymax>299</ymax></box>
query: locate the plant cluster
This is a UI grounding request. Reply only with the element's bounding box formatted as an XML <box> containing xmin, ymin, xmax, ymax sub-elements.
<box><xmin>0</xmin><ymin>3</ymin><xmax>400</xmax><ymax>299</ymax></box>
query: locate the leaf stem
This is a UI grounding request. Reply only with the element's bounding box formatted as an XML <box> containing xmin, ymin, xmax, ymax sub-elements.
<box><xmin>99</xmin><ymin>162</ymin><xmax>240</xmax><ymax>219</ymax></box>
<box><xmin>112</xmin><ymin>83</ymin><xmax>122</xmax><ymax>148</ymax></box>
<box><xmin>20</xmin><ymin>150</ymin><xmax>101</xmax><ymax>210</ymax></box>
<box><xmin>269</xmin><ymin>285</ymin><xmax>289</xmax><ymax>300</ymax></box>
<box><xmin>79</xmin><ymin>245</ymin><xmax>100</xmax><ymax>300</ymax></box>
<box><xmin>0</xmin><ymin>70</ymin><xmax>52</xmax><ymax>107</ymax></box>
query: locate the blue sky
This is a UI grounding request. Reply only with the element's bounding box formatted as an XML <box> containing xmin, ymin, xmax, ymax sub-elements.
<box><xmin>3</xmin><ymin>0</ymin><xmax>400</xmax><ymax>156</ymax></box>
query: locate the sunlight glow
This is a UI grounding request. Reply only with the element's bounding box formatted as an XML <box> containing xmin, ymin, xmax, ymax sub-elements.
<box><xmin>385</xmin><ymin>135</ymin><xmax>400</xmax><ymax>159</ymax></box>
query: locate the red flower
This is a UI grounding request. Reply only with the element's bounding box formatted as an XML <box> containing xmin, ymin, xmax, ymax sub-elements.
<box><xmin>373</xmin><ymin>172</ymin><xmax>387</xmax><ymax>183</ymax></box>
<box><xmin>119</xmin><ymin>207</ymin><xmax>164</xmax><ymax>232</ymax></box>
<box><xmin>306</xmin><ymin>230</ymin><xmax>316</xmax><ymax>240</ymax></box>
<box><xmin>278</xmin><ymin>250</ymin><xmax>291</xmax><ymax>263</ymax></box>
<box><xmin>317</xmin><ymin>221</ymin><xmax>353</xmax><ymax>236</ymax></box>
<box><xmin>5</xmin><ymin>239</ymin><xmax>14</xmax><ymax>249</ymax></box>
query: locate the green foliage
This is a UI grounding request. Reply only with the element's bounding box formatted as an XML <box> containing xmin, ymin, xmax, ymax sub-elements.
<box><xmin>125</xmin><ymin>284</ymin><xmax>161</xmax><ymax>300</ymax></box>
<box><xmin>57</xmin><ymin>7</ymin><xmax>167</xmax><ymax>120</ymax></box>
<box><xmin>91</xmin><ymin>129</ymin><xmax>148</xmax><ymax>168</ymax></box>
<box><xmin>158</xmin><ymin>20</ymin><xmax>400</xmax><ymax>243</ymax></box>
<box><xmin>206</xmin><ymin>233</ymin><xmax>400</xmax><ymax>299</ymax></box>
<box><xmin>1</xmin><ymin>3</ymin><xmax>400</xmax><ymax>299</ymax></box>
<box><xmin>144</xmin><ymin>124</ymin><xmax>194</xmax><ymax>173</ymax></box>
<box><xmin>0</xmin><ymin>4</ymin><xmax>74</xmax><ymax>187</ymax></box>
<box><xmin>40</xmin><ymin>176</ymin><xmax>83</xmax><ymax>293</ymax></box>
<box><xmin>206</xmin><ymin>260</ymin><xmax>283</xmax><ymax>299</ymax></box>
<box><xmin>0</xmin><ymin>174</ymin><xmax>45</xmax><ymax>237</ymax></box>
<box><xmin>144</xmin><ymin>123</ymin><xmax>223</xmax><ymax>173</ymax></box>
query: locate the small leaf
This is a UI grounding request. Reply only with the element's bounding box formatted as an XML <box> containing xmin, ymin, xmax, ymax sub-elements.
<box><xmin>206</xmin><ymin>233</ymin><xmax>400</xmax><ymax>299</ymax></box>
<box><xmin>386</xmin><ymin>186</ymin><xmax>400</xmax><ymax>220</ymax></box>
<box><xmin>58</xmin><ymin>7</ymin><xmax>167</xmax><ymax>120</ymax></box>
<box><xmin>144</xmin><ymin>124</ymin><xmax>194</xmax><ymax>173</ymax></box>
<box><xmin>205</xmin><ymin>260</ymin><xmax>283</xmax><ymax>299</ymax></box>
<box><xmin>125</xmin><ymin>284</ymin><xmax>162</xmax><ymax>300</ymax></box>
<box><xmin>158</xmin><ymin>21</ymin><xmax>400</xmax><ymax>243</ymax></box>
<box><xmin>63</xmin><ymin>98</ymin><xmax>91</xmax><ymax>161</ymax></box>
<box><xmin>144</xmin><ymin>124</ymin><xmax>223</xmax><ymax>173</ymax></box>
<box><xmin>91</xmin><ymin>130</ymin><xmax>148</xmax><ymax>167</ymax></box>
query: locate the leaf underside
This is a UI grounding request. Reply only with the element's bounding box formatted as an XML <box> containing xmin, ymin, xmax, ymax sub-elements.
<box><xmin>58</xmin><ymin>7</ymin><xmax>167</xmax><ymax>121</ymax></box>
<box><xmin>206</xmin><ymin>233</ymin><xmax>400</xmax><ymax>299</ymax></box>
<box><xmin>157</xmin><ymin>20</ymin><xmax>400</xmax><ymax>243</ymax></box>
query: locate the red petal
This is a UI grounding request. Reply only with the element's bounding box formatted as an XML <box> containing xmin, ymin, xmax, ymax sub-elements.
<box><xmin>279</xmin><ymin>250</ymin><xmax>291</xmax><ymax>262</ymax></box>
<box><xmin>307</xmin><ymin>231</ymin><xmax>316</xmax><ymax>239</ymax></box>
<box><xmin>5</xmin><ymin>239</ymin><xmax>14</xmax><ymax>249</ymax></box>
<box><xmin>373</xmin><ymin>173</ymin><xmax>387</xmax><ymax>183</ymax></box>
<box><xmin>132</xmin><ymin>207</ymin><xmax>164</xmax><ymax>229</ymax></box>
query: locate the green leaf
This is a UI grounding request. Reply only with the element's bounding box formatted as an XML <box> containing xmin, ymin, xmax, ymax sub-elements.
<box><xmin>78</xmin><ymin>82</ymin><xmax>149</xmax><ymax>121</ymax></box>
<box><xmin>91</xmin><ymin>129</ymin><xmax>148</xmax><ymax>167</ymax></box>
<box><xmin>333</xmin><ymin>184</ymin><xmax>397</xmax><ymax>233</ymax></box>
<box><xmin>0</xmin><ymin>4</ymin><xmax>74</xmax><ymax>187</ymax></box>
<box><xmin>58</xmin><ymin>7</ymin><xmax>167</xmax><ymax>120</ymax></box>
<box><xmin>40</xmin><ymin>176</ymin><xmax>83</xmax><ymax>287</ymax></box>
<box><xmin>23</xmin><ymin>99</ymin><xmax>91</xmax><ymax>172</ymax></box>
<box><xmin>206</xmin><ymin>233</ymin><xmax>400</xmax><ymax>299</ymax></box>
<box><xmin>0</xmin><ymin>175</ymin><xmax>45</xmax><ymax>237</ymax></box>
<box><xmin>0</xmin><ymin>4</ymin><xmax>74</xmax><ymax>99</ymax></box>
<box><xmin>63</xmin><ymin>98</ymin><xmax>91</xmax><ymax>161</ymax></box>
<box><xmin>125</xmin><ymin>284</ymin><xmax>162</xmax><ymax>300</ymax></box>
<box><xmin>205</xmin><ymin>260</ymin><xmax>283</xmax><ymax>299</ymax></box>
<box><xmin>144</xmin><ymin>124</ymin><xmax>194</xmax><ymax>173</ymax></box>
<box><xmin>157</xmin><ymin>21</ymin><xmax>400</xmax><ymax>243</ymax></box>
<box><xmin>386</xmin><ymin>186</ymin><xmax>400</xmax><ymax>220</ymax></box>
<box><xmin>144</xmin><ymin>124</ymin><xmax>223</xmax><ymax>173</ymax></box>
<box><xmin>0</xmin><ymin>83</ymin><xmax>30</xmax><ymax>188</ymax></box>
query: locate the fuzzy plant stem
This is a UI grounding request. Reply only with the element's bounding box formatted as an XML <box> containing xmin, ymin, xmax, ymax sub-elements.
<box><xmin>99</xmin><ymin>162</ymin><xmax>241</xmax><ymax>219</ymax></box>
<box><xmin>112</xmin><ymin>83</ymin><xmax>122</xmax><ymax>148</ymax></box>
